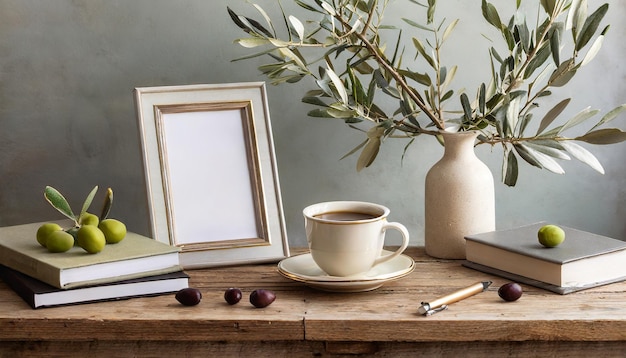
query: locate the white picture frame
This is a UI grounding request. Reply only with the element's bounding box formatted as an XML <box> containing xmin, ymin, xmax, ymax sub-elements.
<box><xmin>134</xmin><ymin>82</ymin><xmax>289</xmax><ymax>268</ymax></box>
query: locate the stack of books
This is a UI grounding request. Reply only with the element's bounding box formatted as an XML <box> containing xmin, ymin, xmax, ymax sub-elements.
<box><xmin>0</xmin><ymin>221</ymin><xmax>188</xmax><ymax>308</ymax></box>
<box><xmin>464</xmin><ymin>222</ymin><xmax>626</xmax><ymax>294</ymax></box>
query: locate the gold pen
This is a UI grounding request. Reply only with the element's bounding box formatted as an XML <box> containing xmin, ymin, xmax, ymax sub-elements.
<box><xmin>418</xmin><ymin>281</ymin><xmax>492</xmax><ymax>316</ymax></box>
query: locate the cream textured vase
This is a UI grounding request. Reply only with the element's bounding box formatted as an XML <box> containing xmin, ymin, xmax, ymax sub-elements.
<box><xmin>424</xmin><ymin>131</ymin><xmax>495</xmax><ymax>259</ymax></box>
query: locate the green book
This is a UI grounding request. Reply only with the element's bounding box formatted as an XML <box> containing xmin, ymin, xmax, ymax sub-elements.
<box><xmin>464</xmin><ymin>222</ymin><xmax>626</xmax><ymax>294</ymax></box>
<box><xmin>0</xmin><ymin>221</ymin><xmax>181</xmax><ymax>289</ymax></box>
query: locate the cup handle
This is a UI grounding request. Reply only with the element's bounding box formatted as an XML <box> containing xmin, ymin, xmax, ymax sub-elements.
<box><xmin>372</xmin><ymin>221</ymin><xmax>410</xmax><ymax>267</ymax></box>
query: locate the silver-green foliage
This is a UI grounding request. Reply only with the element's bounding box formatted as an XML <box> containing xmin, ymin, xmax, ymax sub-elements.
<box><xmin>44</xmin><ymin>186</ymin><xmax>114</xmax><ymax>226</ymax></box>
<box><xmin>228</xmin><ymin>0</ymin><xmax>626</xmax><ymax>186</ymax></box>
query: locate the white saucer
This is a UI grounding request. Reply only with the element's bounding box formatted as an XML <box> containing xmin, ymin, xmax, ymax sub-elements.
<box><xmin>277</xmin><ymin>250</ymin><xmax>415</xmax><ymax>292</ymax></box>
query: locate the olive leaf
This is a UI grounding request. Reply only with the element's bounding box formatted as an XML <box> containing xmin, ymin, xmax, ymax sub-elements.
<box><xmin>302</xmin><ymin>96</ymin><xmax>330</xmax><ymax>107</ymax></box>
<box><xmin>548</xmin><ymin>59</ymin><xmax>576</xmax><ymax>87</ymax></box>
<box><xmin>517</xmin><ymin>19</ymin><xmax>531</xmax><ymax>54</ymax></box>
<box><xmin>482</xmin><ymin>0</ymin><xmax>503</xmax><ymax>30</ymax></box>
<box><xmin>502</xmin><ymin>146</ymin><xmax>519</xmax><ymax>187</ymax></box>
<box><xmin>100</xmin><ymin>187</ymin><xmax>114</xmax><ymax>221</ymax></box>
<box><xmin>399</xmin><ymin>69</ymin><xmax>432</xmax><ymax>86</ymax></box>
<box><xmin>277</xmin><ymin>47</ymin><xmax>307</xmax><ymax>69</ymax></box>
<box><xmin>505</xmin><ymin>96</ymin><xmax>521</xmax><ymax>136</ymax></box>
<box><xmin>460</xmin><ymin>93</ymin><xmax>473</xmax><ymax>123</ymax></box>
<box><xmin>560</xmin><ymin>141</ymin><xmax>605</xmax><ymax>174</ymax></box>
<box><xmin>234</xmin><ymin>38</ymin><xmax>270</xmax><ymax>48</ymax></box>
<box><xmin>536</xmin><ymin>98</ymin><xmax>570</xmax><ymax>135</ymax></box>
<box><xmin>478</xmin><ymin>83</ymin><xmax>486</xmax><ymax>115</ymax></box>
<box><xmin>441</xmin><ymin>19</ymin><xmax>459</xmax><ymax>43</ymax></box>
<box><xmin>402</xmin><ymin>18</ymin><xmax>433</xmax><ymax>32</ymax></box>
<box><xmin>327</xmin><ymin>107</ymin><xmax>358</xmax><ymax>119</ymax></box>
<box><xmin>540</xmin><ymin>0</ymin><xmax>557</xmax><ymax>15</ymax></box>
<box><xmin>548</xmin><ymin>23</ymin><xmax>562</xmax><ymax>66</ymax></box>
<box><xmin>356</xmin><ymin>137</ymin><xmax>381</xmax><ymax>172</ymax></box>
<box><xmin>524</xmin><ymin>43</ymin><xmax>551</xmax><ymax>79</ymax></box>
<box><xmin>401</xmin><ymin>137</ymin><xmax>417</xmax><ymax>165</ymax></box>
<box><xmin>348</xmin><ymin>67</ymin><xmax>367</xmax><ymax>104</ymax></box>
<box><xmin>516</xmin><ymin>143</ymin><xmax>565</xmax><ymax>174</ymax></box>
<box><xmin>524</xmin><ymin>141</ymin><xmax>571</xmax><ymax>160</ymax></box>
<box><xmin>579</xmin><ymin>30</ymin><xmax>606</xmax><ymax>67</ymax></box>
<box><xmin>341</xmin><ymin>138</ymin><xmax>368</xmax><ymax>161</ymax></box>
<box><xmin>320</xmin><ymin>1</ymin><xmax>336</xmax><ymax>16</ymax></box>
<box><xmin>251</xmin><ymin>3</ymin><xmax>276</xmax><ymax>37</ymax></box>
<box><xmin>289</xmin><ymin>15</ymin><xmax>305</xmax><ymax>41</ymax></box>
<box><xmin>513</xmin><ymin>143</ymin><xmax>542</xmax><ymax>169</ymax></box>
<box><xmin>44</xmin><ymin>186</ymin><xmax>76</xmax><ymax>221</ymax></box>
<box><xmin>227</xmin><ymin>6</ymin><xmax>273</xmax><ymax>39</ymax></box>
<box><xmin>575</xmin><ymin>4</ymin><xmax>608</xmax><ymax>51</ymax></box>
<box><xmin>426</xmin><ymin>0</ymin><xmax>436</xmax><ymax>24</ymax></box>
<box><xmin>326</xmin><ymin>65</ymin><xmax>348</xmax><ymax>104</ymax></box>
<box><xmin>566</xmin><ymin>0</ymin><xmax>586</xmax><ymax>35</ymax></box>
<box><xmin>294</xmin><ymin>0</ymin><xmax>323</xmax><ymax>13</ymax></box>
<box><xmin>590</xmin><ymin>104</ymin><xmax>626</xmax><ymax>131</ymax></box>
<box><xmin>227</xmin><ymin>7</ymin><xmax>252</xmax><ymax>33</ymax></box>
<box><xmin>558</xmin><ymin>107</ymin><xmax>599</xmax><ymax>135</ymax></box>
<box><xmin>79</xmin><ymin>186</ymin><xmax>99</xmax><ymax>219</ymax></box>
<box><xmin>356</xmin><ymin>127</ymin><xmax>385</xmax><ymax>171</ymax></box>
<box><xmin>411</xmin><ymin>38</ymin><xmax>436</xmax><ymax>69</ymax></box>
<box><xmin>575</xmin><ymin>128</ymin><xmax>626</xmax><ymax>145</ymax></box>
<box><xmin>440</xmin><ymin>65</ymin><xmax>457</xmax><ymax>91</ymax></box>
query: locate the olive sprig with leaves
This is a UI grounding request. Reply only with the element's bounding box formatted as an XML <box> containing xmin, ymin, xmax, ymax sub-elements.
<box><xmin>44</xmin><ymin>186</ymin><xmax>113</xmax><ymax>228</ymax></box>
<box><xmin>36</xmin><ymin>186</ymin><xmax>127</xmax><ymax>254</ymax></box>
<box><xmin>228</xmin><ymin>0</ymin><xmax>626</xmax><ymax>186</ymax></box>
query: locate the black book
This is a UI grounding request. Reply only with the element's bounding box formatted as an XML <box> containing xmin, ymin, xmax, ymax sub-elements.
<box><xmin>0</xmin><ymin>264</ymin><xmax>189</xmax><ymax>308</ymax></box>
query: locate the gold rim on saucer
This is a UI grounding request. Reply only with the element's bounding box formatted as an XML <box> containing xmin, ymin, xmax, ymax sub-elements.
<box><xmin>277</xmin><ymin>251</ymin><xmax>415</xmax><ymax>292</ymax></box>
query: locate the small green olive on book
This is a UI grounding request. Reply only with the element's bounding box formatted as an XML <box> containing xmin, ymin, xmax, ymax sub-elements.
<box><xmin>45</xmin><ymin>230</ymin><xmax>74</xmax><ymax>253</ymax></box>
<box><xmin>79</xmin><ymin>212</ymin><xmax>99</xmax><ymax>226</ymax></box>
<box><xmin>76</xmin><ymin>225</ymin><xmax>106</xmax><ymax>254</ymax></box>
<box><xmin>36</xmin><ymin>223</ymin><xmax>63</xmax><ymax>248</ymax></box>
<box><xmin>99</xmin><ymin>219</ymin><xmax>127</xmax><ymax>244</ymax></box>
<box><xmin>538</xmin><ymin>224</ymin><xmax>566</xmax><ymax>248</ymax></box>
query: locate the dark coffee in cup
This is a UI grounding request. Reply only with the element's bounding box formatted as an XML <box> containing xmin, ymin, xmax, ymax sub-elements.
<box><xmin>313</xmin><ymin>211</ymin><xmax>378</xmax><ymax>221</ymax></box>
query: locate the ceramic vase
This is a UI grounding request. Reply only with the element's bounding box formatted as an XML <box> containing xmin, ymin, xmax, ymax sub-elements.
<box><xmin>424</xmin><ymin>131</ymin><xmax>495</xmax><ymax>259</ymax></box>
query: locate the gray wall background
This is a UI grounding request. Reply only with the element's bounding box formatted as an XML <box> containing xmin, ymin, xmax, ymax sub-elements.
<box><xmin>1</xmin><ymin>0</ymin><xmax>624</xmax><ymax>247</ymax></box>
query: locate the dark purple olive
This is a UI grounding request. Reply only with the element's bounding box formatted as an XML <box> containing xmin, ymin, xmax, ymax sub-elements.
<box><xmin>498</xmin><ymin>282</ymin><xmax>523</xmax><ymax>302</ymax></box>
<box><xmin>224</xmin><ymin>288</ymin><xmax>243</xmax><ymax>305</ymax></box>
<box><xmin>249</xmin><ymin>289</ymin><xmax>276</xmax><ymax>308</ymax></box>
<box><xmin>175</xmin><ymin>287</ymin><xmax>202</xmax><ymax>306</ymax></box>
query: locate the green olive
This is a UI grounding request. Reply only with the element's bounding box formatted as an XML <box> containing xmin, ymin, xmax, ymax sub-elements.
<box><xmin>79</xmin><ymin>212</ymin><xmax>100</xmax><ymax>226</ymax></box>
<box><xmin>538</xmin><ymin>224</ymin><xmax>565</xmax><ymax>248</ymax></box>
<box><xmin>76</xmin><ymin>225</ymin><xmax>106</xmax><ymax>254</ymax></box>
<box><xmin>98</xmin><ymin>219</ymin><xmax>127</xmax><ymax>244</ymax></box>
<box><xmin>36</xmin><ymin>222</ymin><xmax>63</xmax><ymax>248</ymax></box>
<box><xmin>46</xmin><ymin>230</ymin><xmax>75</xmax><ymax>253</ymax></box>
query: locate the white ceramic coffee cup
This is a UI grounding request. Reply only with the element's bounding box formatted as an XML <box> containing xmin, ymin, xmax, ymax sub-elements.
<box><xmin>302</xmin><ymin>201</ymin><xmax>410</xmax><ymax>277</ymax></box>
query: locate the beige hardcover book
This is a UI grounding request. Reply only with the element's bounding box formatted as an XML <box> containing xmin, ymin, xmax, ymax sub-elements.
<box><xmin>464</xmin><ymin>222</ymin><xmax>626</xmax><ymax>294</ymax></box>
<box><xmin>0</xmin><ymin>221</ymin><xmax>181</xmax><ymax>289</ymax></box>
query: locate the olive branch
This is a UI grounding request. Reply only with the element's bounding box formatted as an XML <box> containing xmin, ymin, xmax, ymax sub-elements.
<box><xmin>228</xmin><ymin>0</ymin><xmax>626</xmax><ymax>186</ymax></box>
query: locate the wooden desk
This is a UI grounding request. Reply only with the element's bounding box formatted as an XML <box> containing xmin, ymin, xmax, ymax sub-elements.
<box><xmin>1</xmin><ymin>248</ymin><xmax>625</xmax><ymax>357</ymax></box>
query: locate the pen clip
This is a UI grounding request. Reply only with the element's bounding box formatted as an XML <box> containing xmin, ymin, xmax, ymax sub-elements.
<box><xmin>425</xmin><ymin>304</ymin><xmax>448</xmax><ymax>316</ymax></box>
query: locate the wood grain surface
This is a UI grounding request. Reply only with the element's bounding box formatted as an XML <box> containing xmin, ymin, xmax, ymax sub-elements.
<box><xmin>1</xmin><ymin>247</ymin><xmax>625</xmax><ymax>357</ymax></box>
